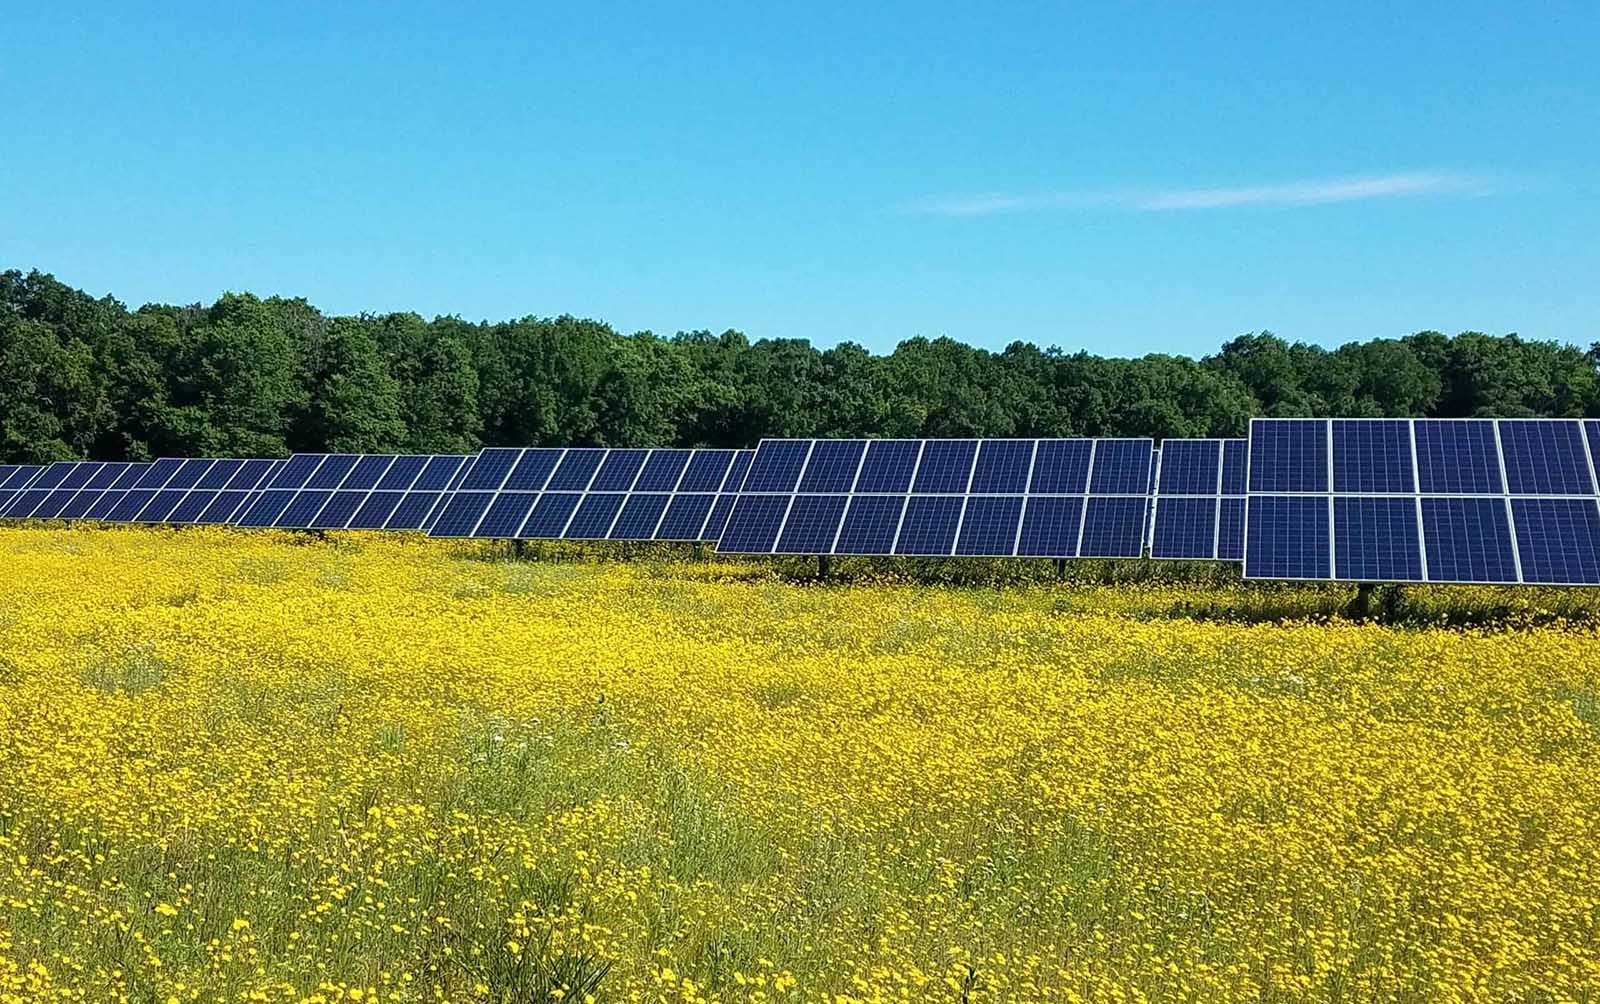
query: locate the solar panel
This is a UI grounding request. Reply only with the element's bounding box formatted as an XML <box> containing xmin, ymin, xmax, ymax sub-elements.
<box><xmin>81</xmin><ymin>458</ymin><xmax>284</xmax><ymax>524</ymax></box>
<box><xmin>1149</xmin><ymin>439</ymin><xmax>1248</xmax><ymax>561</ymax></box>
<box><xmin>426</xmin><ymin>447</ymin><xmax>753</xmax><ymax>541</ymax></box>
<box><xmin>1244</xmin><ymin>418</ymin><xmax>1600</xmax><ymax>584</ymax></box>
<box><xmin>1</xmin><ymin>461</ymin><xmax>92</xmax><ymax>519</ymax></box>
<box><xmin>234</xmin><ymin>454</ymin><xmax>475</xmax><ymax>530</ymax></box>
<box><xmin>716</xmin><ymin>438</ymin><xmax>1154</xmax><ymax>558</ymax></box>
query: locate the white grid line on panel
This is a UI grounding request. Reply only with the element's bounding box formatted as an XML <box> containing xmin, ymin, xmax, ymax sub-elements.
<box><xmin>888</xmin><ymin>441</ymin><xmax>929</xmax><ymax>555</ymax></box>
<box><xmin>1491</xmin><ymin>422</ymin><xmax>1525</xmax><ymax>584</ymax></box>
<box><xmin>768</xmin><ymin>440</ymin><xmax>818</xmax><ymax>553</ymax></box>
<box><xmin>1075</xmin><ymin>440</ymin><xmax>1098</xmax><ymax>557</ymax></box>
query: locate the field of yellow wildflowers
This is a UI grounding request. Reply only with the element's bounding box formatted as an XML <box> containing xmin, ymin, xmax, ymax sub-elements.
<box><xmin>0</xmin><ymin>526</ymin><xmax>1597</xmax><ymax>1003</ymax></box>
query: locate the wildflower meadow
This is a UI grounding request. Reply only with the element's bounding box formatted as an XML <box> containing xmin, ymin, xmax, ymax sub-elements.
<box><xmin>0</xmin><ymin>527</ymin><xmax>1596</xmax><ymax>1003</ymax></box>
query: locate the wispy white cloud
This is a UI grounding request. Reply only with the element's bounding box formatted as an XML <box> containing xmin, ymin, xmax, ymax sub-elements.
<box><xmin>900</xmin><ymin>171</ymin><xmax>1494</xmax><ymax>217</ymax></box>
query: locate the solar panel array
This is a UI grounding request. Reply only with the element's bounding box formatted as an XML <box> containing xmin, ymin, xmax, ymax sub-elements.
<box><xmin>1149</xmin><ymin>439</ymin><xmax>1248</xmax><ymax>561</ymax></box>
<box><xmin>426</xmin><ymin>447</ymin><xmax>753</xmax><ymax>541</ymax></box>
<box><xmin>0</xmin><ymin>465</ymin><xmax>47</xmax><ymax>513</ymax></box>
<box><xmin>234</xmin><ymin>454</ymin><xmax>476</xmax><ymax>531</ymax></box>
<box><xmin>6</xmin><ymin>425</ymin><xmax>1600</xmax><ymax>587</ymax></box>
<box><xmin>1243</xmin><ymin>418</ymin><xmax>1600</xmax><ymax>585</ymax></box>
<box><xmin>716</xmin><ymin>438</ymin><xmax>1155</xmax><ymax>558</ymax></box>
<box><xmin>0</xmin><ymin>459</ymin><xmax>291</xmax><ymax>524</ymax></box>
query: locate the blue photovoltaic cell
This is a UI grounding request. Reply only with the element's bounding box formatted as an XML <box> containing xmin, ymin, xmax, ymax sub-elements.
<box><xmin>854</xmin><ymin>440</ymin><xmax>921</xmax><ymax>493</ymax></box>
<box><xmin>835</xmin><ymin>496</ymin><xmax>906</xmax><ymax>554</ymax></box>
<box><xmin>1079</xmin><ymin>497</ymin><xmax>1148</xmax><ymax>557</ymax></box>
<box><xmin>590</xmin><ymin>450</ymin><xmax>649</xmax><ymax>491</ymax></box>
<box><xmin>29</xmin><ymin>488</ymin><xmax>79</xmax><ymax>519</ymax></box>
<box><xmin>270</xmin><ymin>454</ymin><xmax>327</xmax><ymax>489</ymax></box>
<box><xmin>348</xmin><ymin>492</ymin><xmax>405</xmax><ymax>529</ymax></box>
<box><xmin>305</xmin><ymin>455</ymin><xmax>359</xmax><ymax>490</ymax></box>
<box><xmin>1333</xmin><ymin>497</ymin><xmax>1423</xmax><ymax>582</ymax></box>
<box><xmin>1511</xmin><ymin>498</ymin><xmax>1600</xmax><ymax>585</ymax></box>
<box><xmin>430</xmin><ymin>492</ymin><xmax>494</xmax><ymax>537</ymax></box>
<box><xmin>1414</xmin><ymin>421</ymin><xmax>1502</xmax><ymax>494</ymax></box>
<box><xmin>1157</xmin><ymin>441</ymin><xmax>1221</xmax><ymax>495</ymax></box>
<box><xmin>719</xmin><ymin>495</ymin><xmax>790</xmax><ymax>552</ymax></box>
<box><xmin>1245</xmin><ymin>496</ymin><xmax>1331</xmax><ymax>579</ymax></box>
<box><xmin>412</xmin><ymin>456</ymin><xmax>467</xmax><ymax>491</ymax></box>
<box><xmin>473</xmin><ymin>493</ymin><xmax>540</xmax><ymax>537</ymax></box>
<box><xmin>1221</xmin><ymin>440</ymin><xmax>1247</xmax><ymax>495</ymax></box>
<box><xmin>545</xmin><ymin>450</ymin><xmax>605</xmax><ymax>491</ymax></box>
<box><xmin>105</xmin><ymin>490</ymin><xmax>159</xmax><ymax>522</ymax></box>
<box><xmin>1332</xmin><ymin>421</ymin><xmax>1415</xmax><ymax>494</ymax></box>
<box><xmin>1421</xmin><ymin>497</ymin><xmax>1518</xmax><ymax>584</ymax></box>
<box><xmin>1088</xmin><ymin>440</ymin><xmax>1153</xmax><ymax>495</ymax></box>
<box><xmin>163</xmin><ymin>458</ymin><xmax>215</xmax><ymax>491</ymax></box>
<box><xmin>1028</xmin><ymin>441</ymin><xmax>1091</xmax><ymax>494</ymax></box>
<box><xmin>26</xmin><ymin>463</ymin><xmax>78</xmax><ymax>492</ymax></box>
<box><xmin>58</xmin><ymin>485</ymin><xmax>111</xmax><ymax>519</ymax></box>
<box><xmin>721</xmin><ymin>450</ymin><xmax>754</xmax><ymax>491</ymax></box>
<box><xmin>1017</xmin><ymin>497</ymin><xmax>1083</xmax><ymax>557</ymax></box>
<box><xmin>678</xmin><ymin>451</ymin><xmax>735</xmax><ymax>492</ymax></box>
<box><xmin>610</xmin><ymin>494</ymin><xmax>671</xmax><ymax>538</ymax></box>
<box><xmin>3</xmin><ymin>489</ymin><xmax>52</xmax><ymax>519</ymax></box>
<box><xmin>201</xmin><ymin>491</ymin><xmax>255</xmax><ymax>524</ymax></box>
<box><xmin>276</xmin><ymin>491</ymin><xmax>334</xmax><ymax>527</ymax></box>
<box><xmin>520</xmin><ymin>493</ymin><xmax>582</xmax><ymax>537</ymax></box>
<box><xmin>1589</xmin><ymin>421</ymin><xmax>1600</xmax><ymax>481</ymax></box>
<box><xmin>134</xmin><ymin>490</ymin><xmax>190</xmax><ymax>523</ymax></box>
<box><xmin>460</xmin><ymin>448</ymin><xmax>521</xmax><ymax>490</ymax></box>
<box><xmin>797</xmin><ymin>441</ymin><xmax>866</xmax><ymax>493</ymax></box>
<box><xmin>775</xmin><ymin>495</ymin><xmax>850</xmax><ymax>553</ymax></box>
<box><xmin>387</xmin><ymin>492</ymin><xmax>443</xmax><ymax>530</ymax></box>
<box><xmin>310</xmin><ymin>492</ymin><xmax>368</xmax><ymax>529</ymax></box>
<box><xmin>911</xmin><ymin>441</ymin><xmax>977</xmax><ymax>493</ymax></box>
<box><xmin>635</xmin><ymin>450</ymin><xmax>692</xmax><ymax>491</ymax></box>
<box><xmin>894</xmin><ymin>496</ymin><xmax>963</xmax><ymax>554</ymax></box>
<box><xmin>969</xmin><ymin>441</ymin><xmax>1033</xmax><ymax>494</ymax></box>
<box><xmin>702</xmin><ymin>494</ymin><xmax>739</xmax><ymax>541</ymax></box>
<box><xmin>376</xmin><ymin>455</ymin><xmax>428</xmax><ymax>490</ymax></box>
<box><xmin>1248</xmin><ymin>420</ymin><xmax>1328</xmax><ymax>493</ymax></box>
<box><xmin>656</xmin><ymin>494</ymin><xmax>716</xmax><ymax>539</ymax></box>
<box><xmin>56</xmin><ymin>463</ymin><xmax>102</xmax><ymax>490</ymax></box>
<box><xmin>954</xmin><ymin>496</ymin><xmax>1024</xmax><ymax>555</ymax></box>
<box><xmin>195</xmin><ymin>459</ymin><xmax>244</xmax><ymax>490</ymax></box>
<box><xmin>743</xmin><ymin>441</ymin><xmax>811</xmax><ymax>493</ymax></box>
<box><xmin>166</xmin><ymin>491</ymin><xmax>219</xmax><ymax>523</ymax></box>
<box><xmin>77</xmin><ymin>462</ymin><xmax>128</xmax><ymax>491</ymax></box>
<box><xmin>1500</xmin><ymin>421</ymin><xmax>1595</xmax><ymax>495</ymax></box>
<box><xmin>1152</xmin><ymin>498</ymin><xmax>1217</xmax><ymax>559</ymax></box>
<box><xmin>0</xmin><ymin>466</ymin><xmax>43</xmax><ymax>491</ymax></box>
<box><xmin>341</xmin><ymin>455</ymin><xmax>397</xmax><ymax>491</ymax></box>
<box><xmin>564</xmin><ymin>493</ymin><xmax>626</xmax><ymax>538</ymax></box>
<box><xmin>1218</xmin><ymin>498</ymin><xmax>1246</xmax><ymax>561</ymax></box>
<box><xmin>502</xmin><ymin>449</ymin><xmax>563</xmax><ymax>490</ymax></box>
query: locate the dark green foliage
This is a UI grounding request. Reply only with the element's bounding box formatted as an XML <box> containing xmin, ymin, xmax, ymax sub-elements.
<box><xmin>1</xmin><ymin>267</ymin><xmax>1596</xmax><ymax>462</ymax></box>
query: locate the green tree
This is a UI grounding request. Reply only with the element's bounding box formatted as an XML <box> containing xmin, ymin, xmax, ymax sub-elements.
<box><xmin>301</xmin><ymin>317</ymin><xmax>408</xmax><ymax>453</ymax></box>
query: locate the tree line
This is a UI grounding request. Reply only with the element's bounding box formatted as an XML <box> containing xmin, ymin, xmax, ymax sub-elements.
<box><xmin>2</xmin><ymin>268</ymin><xmax>1597</xmax><ymax>463</ymax></box>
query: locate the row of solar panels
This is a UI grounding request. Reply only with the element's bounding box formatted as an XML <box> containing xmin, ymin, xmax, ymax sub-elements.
<box><xmin>3</xmin><ymin>419</ymin><xmax>1597</xmax><ymax>584</ymax></box>
<box><xmin>0</xmin><ymin>456</ymin><xmax>476</xmax><ymax>531</ymax></box>
<box><xmin>0</xmin><ymin>440</ymin><xmax>1232</xmax><ymax>559</ymax></box>
<box><xmin>0</xmin><ymin>450</ymin><xmax>758</xmax><ymax>542</ymax></box>
<box><xmin>1241</xmin><ymin>418</ymin><xmax>1600</xmax><ymax>586</ymax></box>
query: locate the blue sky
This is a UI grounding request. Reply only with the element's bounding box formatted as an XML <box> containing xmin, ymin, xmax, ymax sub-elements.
<box><xmin>2</xmin><ymin>2</ymin><xmax>1596</xmax><ymax>357</ymax></box>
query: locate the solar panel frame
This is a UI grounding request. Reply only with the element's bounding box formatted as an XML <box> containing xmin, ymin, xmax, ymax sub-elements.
<box><xmin>716</xmin><ymin>438</ymin><xmax>1155</xmax><ymax>558</ymax></box>
<box><xmin>1244</xmin><ymin>417</ymin><xmax>1600</xmax><ymax>585</ymax></box>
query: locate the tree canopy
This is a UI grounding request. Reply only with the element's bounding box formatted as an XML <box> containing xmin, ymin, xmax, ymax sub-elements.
<box><xmin>2</xmin><ymin>268</ymin><xmax>1596</xmax><ymax>463</ymax></box>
